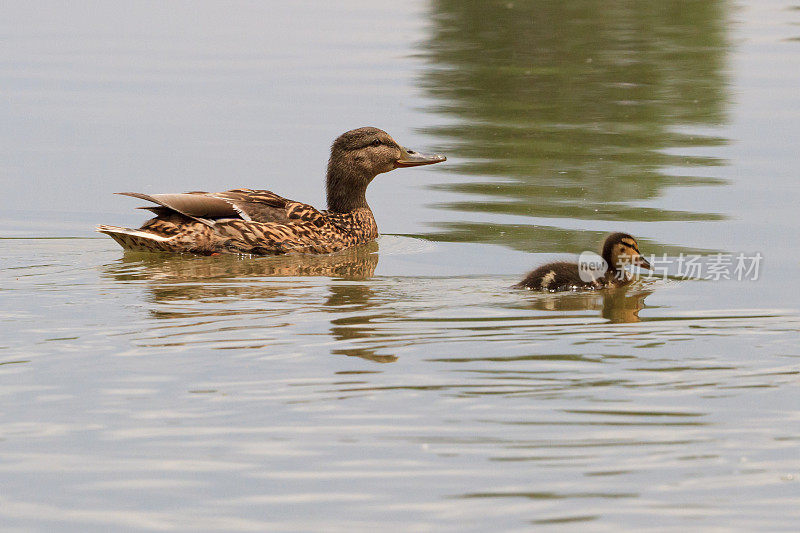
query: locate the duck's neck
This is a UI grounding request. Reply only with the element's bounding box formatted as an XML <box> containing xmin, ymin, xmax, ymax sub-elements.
<box><xmin>326</xmin><ymin>162</ymin><xmax>373</xmax><ymax>213</ymax></box>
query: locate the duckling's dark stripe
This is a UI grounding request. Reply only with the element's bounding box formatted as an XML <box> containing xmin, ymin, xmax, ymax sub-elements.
<box><xmin>621</xmin><ymin>242</ymin><xmax>640</xmax><ymax>254</ymax></box>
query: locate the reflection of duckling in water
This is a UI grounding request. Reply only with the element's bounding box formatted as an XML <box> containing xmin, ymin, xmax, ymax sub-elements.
<box><xmin>97</xmin><ymin>127</ymin><xmax>445</xmax><ymax>255</ymax></box>
<box><xmin>527</xmin><ymin>287</ymin><xmax>653</xmax><ymax>323</ymax></box>
<box><xmin>515</xmin><ymin>232</ymin><xmax>651</xmax><ymax>291</ymax></box>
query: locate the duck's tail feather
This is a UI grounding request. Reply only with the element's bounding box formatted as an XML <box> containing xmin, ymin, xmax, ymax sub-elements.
<box><xmin>117</xmin><ymin>192</ymin><xmax>222</xmax><ymax>226</ymax></box>
<box><xmin>96</xmin><ymin>224</ymin><xmax>177</xmax><ymax>252</ymax></box>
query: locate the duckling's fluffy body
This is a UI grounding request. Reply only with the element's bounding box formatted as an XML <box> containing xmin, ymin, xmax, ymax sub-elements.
<box><xmin>97</xmin><ymin>127</ymin><xmax>445</xmax><ymax>255</ymax></box>
<box><xmin>516</xmin><ymin>261</ymin><xmax>626</xmax><ymax>291</ymax></box>
<box><xmin>516</xmin><ymin>233</ymin><xmax>650</xmax><ymax>292</ymax></box>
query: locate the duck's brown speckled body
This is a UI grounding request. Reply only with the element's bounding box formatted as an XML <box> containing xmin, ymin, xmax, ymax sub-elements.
<box><xmin>515</xmin><ymin>233</ymin><xmax>651</xmax><ymax>292</ymax></box>
<box><xmin>98</xmin><ymin>188</ymin><xmax>379</xmax><ymax>254</ymax></box>
<box><xmin>97</xmin><ymin>128</ymin><xmax>445</xmax><ymax>255</ymax></box>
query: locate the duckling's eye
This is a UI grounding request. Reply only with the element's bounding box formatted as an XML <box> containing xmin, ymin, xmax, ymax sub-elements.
<box><xmin>371</xmin><ymin>139</ymin><xmax>381</xmax><ymax>147</ymax></box>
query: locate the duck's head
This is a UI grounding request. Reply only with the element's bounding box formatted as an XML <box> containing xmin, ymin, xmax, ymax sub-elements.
<box><xmin>602</xmin><ymin>232</ymin><xmax>651</xmax><ymax>272</ymax></box>
<box><xmin>326</xmin><ymin>127</ymin><xmax>446</xmax><ymax>212</ymax></box>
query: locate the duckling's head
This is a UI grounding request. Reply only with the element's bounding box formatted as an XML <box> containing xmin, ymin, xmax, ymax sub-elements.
<box><xmin>326</xmin><ymin>127</ymin><xmax>446</xmax><ymax>212</ymax></box>
<box><xmin>602</xmin><ymin>232</ymin><xmax>651</xmax><ymax>272</ymax></box>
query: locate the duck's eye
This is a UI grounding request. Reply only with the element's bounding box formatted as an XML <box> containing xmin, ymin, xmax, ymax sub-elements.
<box><xmin>371</xmin><ymin>139</ymin><xmax>381</xmax><ymax>147</ymax></box>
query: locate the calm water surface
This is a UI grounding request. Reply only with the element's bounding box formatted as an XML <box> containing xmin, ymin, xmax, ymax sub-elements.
<box><xmin>1</xmin><ymin>1</ymin><xmax>799</xmax><ymax>531</ymax></box>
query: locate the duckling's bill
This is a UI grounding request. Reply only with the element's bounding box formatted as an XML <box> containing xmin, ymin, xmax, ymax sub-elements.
<box><xmin>395</xmin><ymin>147</ymin><xmax>446</xmax><ymax>167</ymax></box>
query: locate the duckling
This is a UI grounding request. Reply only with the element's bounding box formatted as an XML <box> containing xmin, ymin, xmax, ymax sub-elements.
<box><xmin>97</xmin><ymin>127</ymin><xmax>445</xmax><ymax>254</ymax></box>
<box><xmin>515</xmin><ymin>232</ymin><xmax>651</xmax><ymax>291</ymax></box>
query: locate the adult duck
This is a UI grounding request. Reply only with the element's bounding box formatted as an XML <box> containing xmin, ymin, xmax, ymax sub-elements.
<box><xmin>515</xmin><ymin>232</ymin><xmax>652</xmax><ymax>291</ymax></box>
<box><xmin>97</xmin><ymin>127</ymin><xmax>446</xmax><ymax>254</ymax></box>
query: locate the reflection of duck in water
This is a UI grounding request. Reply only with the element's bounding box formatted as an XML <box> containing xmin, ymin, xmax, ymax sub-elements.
<box><xmin>325</xmin><ymin>283</ymin><xmax>398</xmax><ymax>363</ymax></box>
<box><xmin>103</xmin><ymin>248</ymin><xmax>397</xmax><ymax>361</ymax></box>
<box><xmin>104</xmin><ymin>243</ymin><xmax>378</xmax><ymax>307</ymax></box>
<box><xmin>97</xmin><ymin>127</ymin><xmax>445</xmax><ymax>255</ymax></box>
<box><xmin>515</xmin><ymin>233</ymin><xmax>651</xmax><ymax>291</ymax></box>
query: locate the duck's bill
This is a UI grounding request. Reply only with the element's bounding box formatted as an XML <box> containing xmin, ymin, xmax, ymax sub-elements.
<box><xmin>395</xmin><ymin>147</ymin><xmax>447</xmax><ymax>167</ymax></box>
<box><xmin>634</xmin><ymin>256</ymin><xmax>652</xmax><ymax>270</ymax></box>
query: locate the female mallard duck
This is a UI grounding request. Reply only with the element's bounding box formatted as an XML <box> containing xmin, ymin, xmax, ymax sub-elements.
<box><xmin>97</xmin><ymin>127</ymin><xmax>445</xmax><ymax>254</ymax></box>
<box><xmin>515</xmin><ymin>232</ymin><xmax>651</xmax><ymax>291</ymax></box>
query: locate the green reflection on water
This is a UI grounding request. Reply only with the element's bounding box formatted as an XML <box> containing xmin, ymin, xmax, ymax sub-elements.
<box><xmin>417</xmin><ymin>0</ymin><xmax>729</xmax><ymax>253</ymax></box>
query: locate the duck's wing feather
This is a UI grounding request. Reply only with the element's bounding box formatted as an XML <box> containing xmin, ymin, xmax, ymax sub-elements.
<box><xmin>118</xmin><ymin>192</ymin><xmax>238</xmax><ymax>225</ymax></box>
<box><xmin>213</xmin><ymin>189</ymin><xmax>326</xmax><ymax>226</ymax></box>
<box><xmin>119</xmin><ymin>189</ymin><xmax>328</xmax><ymax>227</ymax></box>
